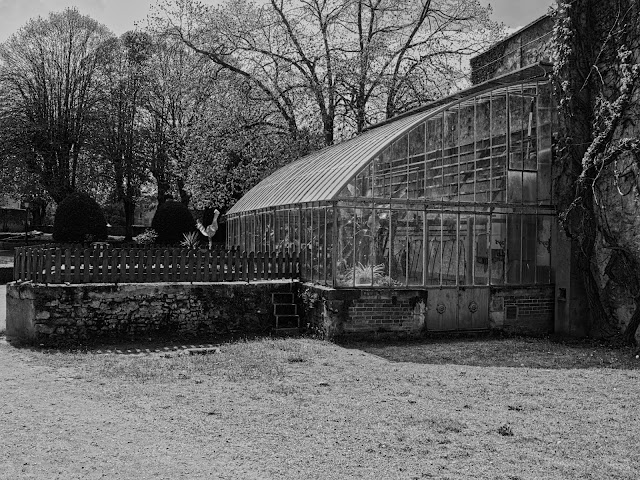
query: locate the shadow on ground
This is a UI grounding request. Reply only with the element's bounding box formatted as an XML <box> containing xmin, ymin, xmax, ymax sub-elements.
<box><xmin>337</xmin><ymin>333</ymin><xmax>640</xmax><ymax>370</ymax></box>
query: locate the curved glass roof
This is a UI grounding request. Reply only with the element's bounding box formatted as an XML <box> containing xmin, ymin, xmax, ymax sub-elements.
<box><xmin>227</xmin><ymin>63</ymin><xmax>552</xmax><ymax>216</ymax></box>
<box><xmin>227</xmin><ymin>107</ymin><xmax>440</xmax><ymax>215</ymax></box>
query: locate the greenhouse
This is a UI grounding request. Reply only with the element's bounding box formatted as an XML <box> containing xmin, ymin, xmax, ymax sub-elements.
<box><xmin>227</xmin><ymin>63</ymin><xmax>557</xmax><ymax>332</ymax></box>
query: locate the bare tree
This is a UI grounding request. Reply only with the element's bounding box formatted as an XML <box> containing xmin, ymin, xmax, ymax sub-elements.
<box><xmin>0</xmin><ymin>9</ymin><xmax>113</xmax><ymax>204</ymax></box>
<box><xmin>340</xmin><ymin>0</ymin><xmax>501</xmax><ymax>130</ymax></box>
<box><xmin>95</xmin><ymin>32</ymin><xmax>153</xmax><ymax>241</ymax></box>
<box><xmin>143</xmin><ymin>30</ymin><xmax>221</xmax><ymax>205</ymax></box>
<box><xmin>158</xmin><ymin>0</ymin><xmax>500</xmax><ymax>145</ymax></box>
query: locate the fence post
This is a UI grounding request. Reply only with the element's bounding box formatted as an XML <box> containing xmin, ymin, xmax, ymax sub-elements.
<box><xmin>226</xmin><ymin>249</ymin><xmax>233</xmax><ymax>281</ymax></box>
<box><xmin>13</xmin><ymin>247</ymin><xmax>21</xmax><ymax>282</ymax></box>
<box><xmin>241</xmin><ymin>251</ymin><xmax>248</xmax><ymax>282</ymax></box>
<box><xmin>248</xmin><ymin>252</ymin><xmax>254</xmax><ymax>283</ymax></box>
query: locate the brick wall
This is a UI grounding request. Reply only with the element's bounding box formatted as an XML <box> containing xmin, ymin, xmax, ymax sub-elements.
<box><xmin>345</xmin><ymin>290</ymin><xmax>426</xmax><ymax>334</ymax></box>
<box><xmin>300</xmin><ymin>285</ymin><xmax>428</xmax><ymax>339</ymax></box>
<box><xmin>490</xmin><ymin>286</ymin><xmax>555</xmax><ymax>334</ymax></box>
<box><xmin>470</xmin><ymin>15</ymin><xmax>554</xmax><ymax>84</ymax></box>
<box><xmin>303</xmin><ymin>284</ymin><xmax>554</xmax><ymax>339</ymax></box>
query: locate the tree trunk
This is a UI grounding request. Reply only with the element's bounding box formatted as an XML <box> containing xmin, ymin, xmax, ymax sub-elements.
<box><xmin>123</xmin><ymin>198</ymin><xmax>135</xmax><ymax>242</ymax></box>
<box><xmin>30</xmin><ymin>198</ymin><xmax>47</xmax><ymax>227</ymax></box>
<box><xmin>622</xmin><ymin>303</ymin><xmax>640</xmax><ymax>345</ymax></box>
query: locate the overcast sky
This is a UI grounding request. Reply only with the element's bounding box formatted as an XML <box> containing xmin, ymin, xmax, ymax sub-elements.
<box><xmin>0</xmin><ymin>0</ymin><xmax>555</xmax><ymax>42</ymax></box>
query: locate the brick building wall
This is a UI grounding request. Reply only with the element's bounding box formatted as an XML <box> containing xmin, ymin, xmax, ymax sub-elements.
<box><xmin>490</xmin><ymin>286</ymin><xmax>555</xmax><ymax>334</ymax></box>
<box><xmin>302</xmin><ymin>284</ymin><xmax>553</xmax><ymax>339</ymax></box>
<box><xmin>470</xmin><ymin>15</ymin><xmax>554</xmax><ymax>84</ymax></box>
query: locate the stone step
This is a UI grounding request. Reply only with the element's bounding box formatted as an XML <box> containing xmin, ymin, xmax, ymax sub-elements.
<box><xmin>272</xmin><ymin>327</ymin><xmax>301</xmax><ymax>337</ymax></box>
<box><xmin>272</xmin><ymin>292</ymin><xmax>295</xmax><ymax>304</ymax></box>
<box><xmin>274</xmin><ymin>303</ymin><xmax>297</xmax><ymax>316</ymax></box>
<box><xmin>275</xmin><ymin>314</ymin><xmax>300</xmax><ymax>329</ymax></box>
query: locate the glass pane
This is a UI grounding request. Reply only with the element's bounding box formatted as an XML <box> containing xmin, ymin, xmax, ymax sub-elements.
<box><xmin>372</xmin><ymin>206</ymin><xmax>390</xmax><ymax>284</ymax></box>
<box><xmin>374</xmin><ymin>148</ymin><xmax>392</xmax><ymax>198</ymax></box>
<box><xmin>537</xmin><ymin>81</ymin><xmax>553</xmax><ymax>203</ymax></box>
<box><xmin>523</xmin><ymin>86</ymin><xmax>538</xmax><ymax>171</ymax></box>
<box><xmin>336</xmin><ymin>207</ymin><xmax>355</xmax><ymax>287</ymax></box>
<box><xmin>354</xmin><ymin>207</ymin><xmax>373</xmax><ymax>286</ymax></box>
<box><xmin>458</xmin><ymin>214</ymin><xmax>472</xmax><ymax>285</ymax></box>
<box><xmin>426</xmin><ymin>212</ymin><xmax>442</xmax><ymax>285</ymax></box>
<box><xmin>506</xmin><ymin>214</ymin><xmax>522</xmax><ymax>284</ymax></box>
<box><xmin>267</xmin><ymin>211</ymin><xmax>275</xmax><ymax>253</ymax></box>
<box><xmin>425</xmin><ymin>115</ymin><xmax>444</xmax><ymax>201</ymax></box>
<box><xmin>325</xmin><ymin>207</ymin><xmax>333</xmax><ymax>285</ymax></box>
<box><xmin>443</xmin><ymin>108</ymin><xmax>459</xmax><ymax>202</ymax></box>
<box><xmin>302</xmin><ymin>209</ymin><xmax>312</xmax><ymax>280</ymax></box>
<box><xmin>441</xmin><ymin>213</ymin><xmax>458</xmax><ymax>285</ymax></box>
<box><xmin>522</xmin><ymin>214</ymin><xmax>536</xmax><ymax>284</ymax></box>
<box><xmin>338</xmin><ymin>178</ymin><xmax>356</xmax><ymax>197</ymax></box>
<box><xmin>490</xmin><ymin>213</ymin><xmax>506</xmax><ymax>284</ymax></box>
<box><xmin>313</xmin><ymin>208</ymin><xmax>322</xmax><ymax>283</ymax></box>
<box><xmin>509</xmin><ymin>88</ymin><xmax>524</xmax><ymax>170</ymax></box>
<box><xmin>522</xmin><ymin>171</ymin><xmax>537</xmax><ymax>204</ymax></box>
<box><xmin>408</xmin><ymin>155</ymin><xmax>425</xmax><ymax>199</ymax></box>
<box><xmin>356</xmin><ymin>164</ymin><xmax>373</xmax><ymax>197</ymax></box>
<box><xmin>390</xmin><ymin>138</ymin><xmax>408</xmax><ymax>199</ymax></box>
<box><xmin>536</xmin><ymin>215</ymin><xmax>552</xmax><ymax>284</ymax></box>
<box><xmin>248</xmin><ymin>214</ymin><xmax>254</xmax><ymax>252</ymax></box>
<box><xmin>473</xmin><ymin>215</ymin><xmax>490</xmax><ymax>285</ymax></box>
<box><xmin>407</xmin><ymin>210</ymin><xmax>424</xmax><ymax>286</ymax></box>
<box><xmin>390</xmin><ymin>209</ymin><xmax>408</xmax><ymax>286</ymax></box>
<box><xmin>287</xmin><ymin>210</ymin><xmax>295</xmax><ymax>250</ymax></box>
<box><xmin>475</xmin><ymin>96</ymin><xmax>491</xmax><ymax>203</ymax></box>
<box><xmin>277</xmin><ymin>210</ymin><xmax>286</xmax><ymax>251</ymax></box>
<box><xmin>507</xmin><ymin>170</ymin><xmax>522</xmax><ymax>203</ymax></box>
<box><xmin>459</xmin><ymin>103</ymin><xmax>475</xmax><ymax>203</ymax></box>
<box><xmin>491</xmin><ymin>92</ymin><xmax>507</xmax><ymax>202</ymax></box>
<box><xmin>409</xmin><ymin>123</ymin><xmax>426</xmax><ymax>157</ymax></box>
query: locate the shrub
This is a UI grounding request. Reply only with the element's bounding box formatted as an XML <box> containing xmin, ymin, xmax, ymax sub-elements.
<box><xmin>133</xmin><ymin>228</ymin><xmax>158</xmax><ymax>245</ymax></box>
<box><xmin>53</xmin><ymin>192</ymin><xmax>108</xmax><ymax>243</ymax></box>
<box><xmin>151</xmin><ymin>200</ymin><xmax>196</xmax><ymax>245</ymax></box>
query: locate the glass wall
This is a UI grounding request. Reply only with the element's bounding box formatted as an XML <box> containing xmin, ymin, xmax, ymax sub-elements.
<box><xmin>226</xmin><ymin>80</ymin><xmax>555</xmax><ymax>288</ymax></box>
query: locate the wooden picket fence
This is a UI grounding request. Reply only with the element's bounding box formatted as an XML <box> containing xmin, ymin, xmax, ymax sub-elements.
<box><xmin>13</xmin><ymin>244</ymin><xmax>299</xmax><ymax>284</ymax></box>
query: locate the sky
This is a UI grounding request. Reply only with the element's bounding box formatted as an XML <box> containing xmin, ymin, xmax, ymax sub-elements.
<box><xmin>0</xmin><ymin>0</ymin><xmax>555</xmax><ymax>42</ymax></box>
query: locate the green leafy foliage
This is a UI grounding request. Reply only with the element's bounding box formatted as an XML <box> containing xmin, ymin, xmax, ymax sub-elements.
<box><xmin>52</xmin><ymin>192</ymin><xmax>108</xmax><ymax>243</ymax></box>
<box><xmin>151</xmin><ymin>200</ymin><xmax>196</xmax><ymax>245</ymax></box>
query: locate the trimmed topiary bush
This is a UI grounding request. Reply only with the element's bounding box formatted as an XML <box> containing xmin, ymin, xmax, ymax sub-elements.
<box><xmin>151</xmin><ymin>200</ymin><xmax>196</xmax><ymax>245</ymax></box>
<box><xmin>53</xmin><ymin>192</ymin><xmax>108</xmax><ymax>243</ymax></box>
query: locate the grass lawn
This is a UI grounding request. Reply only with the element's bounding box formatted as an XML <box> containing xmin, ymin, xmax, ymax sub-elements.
<box><xmin>1</xmin><ymin>335</ymin><xmax>638</xmax><ymax>479</ymax></box>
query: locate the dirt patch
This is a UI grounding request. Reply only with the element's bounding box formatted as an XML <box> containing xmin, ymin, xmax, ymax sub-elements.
<box><xmin>1</xmin><ymin>337</ymin><xmax>639</xmax><ymax>479</ymax></box>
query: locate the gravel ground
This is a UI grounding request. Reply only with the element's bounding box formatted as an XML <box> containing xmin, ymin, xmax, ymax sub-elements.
<box><xmin>0</xmin><ymin>337</ymin><xmax>638</xmax><ymax>479</ymax></box>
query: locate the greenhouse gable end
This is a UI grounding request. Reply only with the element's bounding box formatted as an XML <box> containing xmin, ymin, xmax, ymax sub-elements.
<box><xmin>227</xmin><ymin>15</ymin><xmax>577</xmax><ymax>337</ymax></box>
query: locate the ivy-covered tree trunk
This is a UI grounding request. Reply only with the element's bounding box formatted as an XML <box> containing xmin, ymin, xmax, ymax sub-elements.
<box><xmin>554</xmin><ymin>0</ymin><xmax>640</xmax><ymax>342</ymax></box>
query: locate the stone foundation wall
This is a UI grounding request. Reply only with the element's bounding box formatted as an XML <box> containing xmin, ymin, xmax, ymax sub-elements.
<box><xmin>6</xmin><ymin>281</ymin><xmax>295</xmax><ymax>345</ymax></box>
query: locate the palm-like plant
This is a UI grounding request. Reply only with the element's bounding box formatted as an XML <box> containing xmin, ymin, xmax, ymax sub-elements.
<box><xmin>180</xmin><ymin>231</ymin><xmax>201</xmax><ymax>249</ymax></box>
<box><xmin>344</xmin><ymin>262</ymin><xmax>386</xmax><ymax>285</ymax></box>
